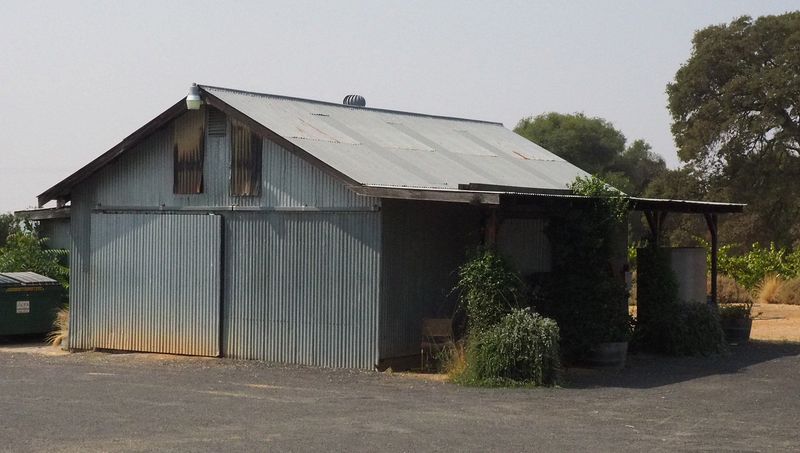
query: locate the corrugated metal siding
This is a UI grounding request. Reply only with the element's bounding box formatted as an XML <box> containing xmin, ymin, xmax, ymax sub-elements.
<box><xmin>223</xmin><ymin>211</ymin><xmax>381</xmax><ymax>369</ymax></box>
<box><xmin>89</xmin><ymin>111</ymin><xmax>377</xmax><ymax>209</ymax></box>
<box><xmin>67</xmin><ymin>107</ymin><xmax>383</xmax><ymax>367</ymax></box>
<box><xmin>38</xmin><ymin>218</ymin><xmax>71</xmax><ymax>251</ymax></box>
<box><xmin>496</xmin><ymin>218</ymin><xmax>552</xmax><ymax>274</ymax></box>
<box><xmin>379</xmin><ymin>200</ymin><xmax>482</xmax><ymax>360</ymax></box>
<box><xmin>67</xmin><ymin>190</ymin><xmax>92</xmax><ymax>351</ymax></box>
<box><xmin>83</xmin><ymin>213</ymin><xmax>221</xmax><ymax>356</ymax></box>
<box><xmin>261</xmin><ymin>140</ymin><xmax>372</xmax><ymax>208</ymax></box>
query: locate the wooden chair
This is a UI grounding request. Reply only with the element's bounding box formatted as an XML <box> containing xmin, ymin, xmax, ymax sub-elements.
<box><xmin>420</xmin><ymin>318</ymin><xmax>455</xmax><ymax>371</ymax></box>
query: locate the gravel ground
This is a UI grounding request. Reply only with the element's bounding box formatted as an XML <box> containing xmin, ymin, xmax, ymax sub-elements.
<box><xmin>1</xmin><ymin>339</ymin><xmax>799</xmax><ymax>452</ymax></box>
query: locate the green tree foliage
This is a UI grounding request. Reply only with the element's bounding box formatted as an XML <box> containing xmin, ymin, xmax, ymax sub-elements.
<box><xmin>641</xmin><ymin>168</ymin><xmax>709</xmax><ymax>246</ymax></box>
<box><xmin>0</xmin><ymin>213</ymin><xmax>22</xmax><ymax>248</ymax></box>
<box><xmin>514</xmin><ymin>112</ymin><xmax>624</xmax><ymax>175</ymax></box>
<box><xmin>667</xmin><ymin>12</ymin><xmax>800</xmax><ymax>248</ymax></box>
<box><xmin>0</xmin><ymin>227</ymin><xmax>69</xmax><ymax>288</ymax></box>
<box><xmin>539</xmin><ymin>176</ymin><xmax>632</xmax><ymax>360</ymax></box>
<box><xmin>514</xmin><ymin>113</ymin><xmax>666</xmax><ymax>195</ymax></box>
<box><xmin>610</xmin><ymin>140</ymin><xmax>669</xmax><ymax>195</ymax></box>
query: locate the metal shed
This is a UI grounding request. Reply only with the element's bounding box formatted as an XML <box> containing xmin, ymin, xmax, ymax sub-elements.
<box><xmin>31</xmin><ymin>84</ymin><xmax>742</xmax><ymax>369</ymax></box>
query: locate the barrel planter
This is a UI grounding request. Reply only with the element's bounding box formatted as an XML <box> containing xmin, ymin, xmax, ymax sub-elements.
<box><xmin>586</xmin><ymin>341</ymin><xmax>628</xmax><ymax>369</ymax></box>
<box><xmin>721</xmin><ymin>317</ymin><xmax>752</xmax><ymax>344</ymax></box>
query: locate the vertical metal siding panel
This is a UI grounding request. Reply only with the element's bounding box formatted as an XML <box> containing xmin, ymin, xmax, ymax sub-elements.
<box><xmin>261</xmin><ymin>138</ymin><xmax>377</xmax><ymax>208</ymax></box>
<box><xmin>91</xmin><ymin>125</ymin><xmax>173</xmax><ymax>207</ymax></box>
<box><xmin>223</xmin><ymin>211</ymin><xmax>380</xmax><ymax>369</ymax></box>
<box><xmin>378</xmin><ymin>200</ymin><xmax>482</xmax><ymax>360</ymax></box>
<box><xmin>86</xmin><ymin>213</ymin><xmax>220</xmax><ymax>356</ymax></box>
<box><xmin>38</xmin><ymin>218</ymin><xmax>71</xmax><ymax>251</ymax></box>
<box><xmin>89</xmin><ymin>113</ymin><xmax>378</xmax><ymax>210</ymax></box>
<box><xmin>68</xmin><ymin>190</ymin><xmax>93</xmax><ymax>351</ymax></box>
<box><xmin>497</xmin><ymin>218</ymin><xmax>552</xmax><ymax>274</ymax></box>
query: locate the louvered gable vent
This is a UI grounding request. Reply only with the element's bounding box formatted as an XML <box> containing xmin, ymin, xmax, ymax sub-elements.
<box><xmin>207</xmin><ymin>107</ymin><xmax>227</xmax><ymax>136</ymax></box>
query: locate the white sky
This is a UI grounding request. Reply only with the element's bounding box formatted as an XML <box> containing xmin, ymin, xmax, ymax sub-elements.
<box><xmin>1</xmin><ymin>0</ymin><xmax>797</xmax><ymax>211</ymax></box>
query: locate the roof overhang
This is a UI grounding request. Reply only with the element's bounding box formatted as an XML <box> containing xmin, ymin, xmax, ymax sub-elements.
<box><xmin>356</xmin><ymin>185</ymin><xmax>745</xmax><ymax>214</ymax></box>
<box><xmin>37</xmin><ymin>99</ymin><xmax>189</xmax><ymax>207</ymax></box>
<box><xmin>14</xmin><ymin>206</ymin><xmax>71</xmax><ymax>221</ymax></box>
<box><xmin>627</xmin><ymin>197</ymin><xmax>744</xmax><ymax>214</ymax></box>
<box><xmin>353</xmin><ymin>185</ymin><xmax>501</xmax><ymax>205</ymax></box>
<box><xmin>504</xmin><ymin>192</ymin><xmax>744</xmax><ymax>214</ymax></box>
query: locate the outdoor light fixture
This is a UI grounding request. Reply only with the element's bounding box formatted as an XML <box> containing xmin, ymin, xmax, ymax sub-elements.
<box><xmin>186</xmin><ymin>83</ymin><xmax>202</xmax><ymax>110</ymax></box>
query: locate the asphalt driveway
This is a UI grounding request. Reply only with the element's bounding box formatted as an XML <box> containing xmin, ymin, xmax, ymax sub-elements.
<box><xmin>1</xmin><ymin>340</ymin><xmax>799</xmax><ymax>452</ymax></box>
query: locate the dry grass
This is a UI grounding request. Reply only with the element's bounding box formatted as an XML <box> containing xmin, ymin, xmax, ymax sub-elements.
<box><xmin>776</xmin><ymin>278</ymin><xmax>800</xmax><ymax>306</ymax></box>
<box><xmin>442</xmin><ymin>342</ymin><xmax>468</xmax><ymax>382</ymax></box>
<box><xmin>715</xmin><ymin>274</ymin><xmax>753</xmax><ymax>305</ymax></box>
<box><xmin>46</xmin><ymin>305</ymin><xmax>69</xmax><ymax>347</ymax></box>
<box><xmin>628</xmin><ymin>271</ymin><xmax>637</xmax><ymax>306</ymax></box>
<box><xmin>757</xmin><ymin>275</ymin><xmax>784</xmax><ymax>305</ymax></box>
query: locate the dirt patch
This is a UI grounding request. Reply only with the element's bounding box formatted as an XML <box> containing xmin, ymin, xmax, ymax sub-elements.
<box><xmin>752</xmin><ymin>303</ymin><xmax>800</xmax><ymax>342</ymax></box>
<box><xmin>0</xmin><ymin>342</ymin><xmax>69</xmax><ymax>356</ymax></box>
<box><xmin>393</xmin><ymin>371</ymin><xmax>450</xmax><ymax>383</ymax></box>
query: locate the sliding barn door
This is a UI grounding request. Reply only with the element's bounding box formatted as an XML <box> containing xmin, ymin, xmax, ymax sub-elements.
<box><xmin>88</xmin><ymin>213</ymin><xmax>221</xmax><ymax>356</ymax></box>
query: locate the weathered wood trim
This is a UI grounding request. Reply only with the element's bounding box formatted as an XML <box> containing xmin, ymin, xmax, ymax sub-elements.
<box><xmin>630</xmin><ymin>197</ymin><xmax>745</xmax><ymax>214</ymax></box>
<box><xmin>704</xmin><ymin>213</ymin><xmax>719</xmax><ymax>307</ymax></box>
<box><xmin>351</xmin><ymin>186</ymin><xmax>500</xmax><ymax>205</ymax></box>
<box><xmin>14</xmin><ymin>207</ymin><xmax>71</xmax><ymax>220</ymax></box>
<box><xmin>38</xmin><ymin>99</ymin><xmax>188</xmax><ymax>206</ymax></box>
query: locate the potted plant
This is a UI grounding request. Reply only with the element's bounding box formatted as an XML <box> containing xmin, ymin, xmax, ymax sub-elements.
<box><xmin>586</xmin><ymin>308</ymin><xmax>634</xmax><ymax>369</ymax></box>
<box><xmin>718</xmin><ymin>300</ymin><xmax>754</xmax><ymax>344</ymax></box>
<box><xmin>714</xmin><ymin>275</ymin><xmax>756</xmax><ymax>344</ymax></box>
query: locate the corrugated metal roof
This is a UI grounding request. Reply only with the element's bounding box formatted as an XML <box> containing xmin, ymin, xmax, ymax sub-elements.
<box><xmin>0</xmin><ymin>272</ymin><xmax>60</xmax><ymax>286</ymax></box>
<box><xmin>200</xmin><ymin>85</ymin><xmax>589</xmax><ymax>191</ymax></box>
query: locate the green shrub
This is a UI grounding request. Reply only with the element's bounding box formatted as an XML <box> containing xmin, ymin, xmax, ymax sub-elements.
<box><xmin>700</xmin><ymin>240</ymin><xmax>800</xmax><ymax>290</ymax></box>
<box><xmin>682</xmin><ymin>303</ymin><xmax>727</xmax><ymax>355</ymax></box>
<box><xmin>457</xmin><ymin>308</ymin><xmax>560</xmax><ymax>387</ymax></box>
<box><xmin>633</xmin><ymin>244</ymin><xmax>678</xmax><ymax>334</ymax></box>
<box><xmin>635</xmin><ymin>245</ymin><xmax>726</xmax><ymax>355</ymax></box>
<box><xmin>635</xmin><ymin>301</ymin><xmax>726</xmax><ymax>356</ymax></box>
<box><xmin>456</xmin><ymin>250</ymin><xmax>522</xmax><ymax>332</ymax></box>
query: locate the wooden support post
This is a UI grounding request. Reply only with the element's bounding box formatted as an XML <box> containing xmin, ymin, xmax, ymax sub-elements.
<box><xmin>644</xmin><ymin>210</ymin><xmax>667</xmax><ymax>246</ymax></box>
<box><xmin>643</xmin><ymin>211</ymin><xmax>657</xmax><ymax>245</ymax></box>
<box><xmin>704</xmin><ymin>213</ymin><xmax>719</xmax><ymax>307</ymax></box>
<box><xmin>483</xmin><ymin>209</ymin><xmax>498</xmax><ymax>249</ymax></box>
<box><xmin>658</xmin><ymin>211</ymin><xmax>668</xmax><ymax>235</ymax></box>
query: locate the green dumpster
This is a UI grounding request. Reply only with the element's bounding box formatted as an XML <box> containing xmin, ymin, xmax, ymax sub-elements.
<box><xmin>0</xmin><ymin>272</ymin><xmax>64</xmax><ymax>335</ymax></box>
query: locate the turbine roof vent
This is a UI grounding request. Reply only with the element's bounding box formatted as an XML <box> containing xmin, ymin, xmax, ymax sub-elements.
<box><xmin>342</xmin><ymin>94</ymin><xmax>366</xmax><ymax>107</ymax></box>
